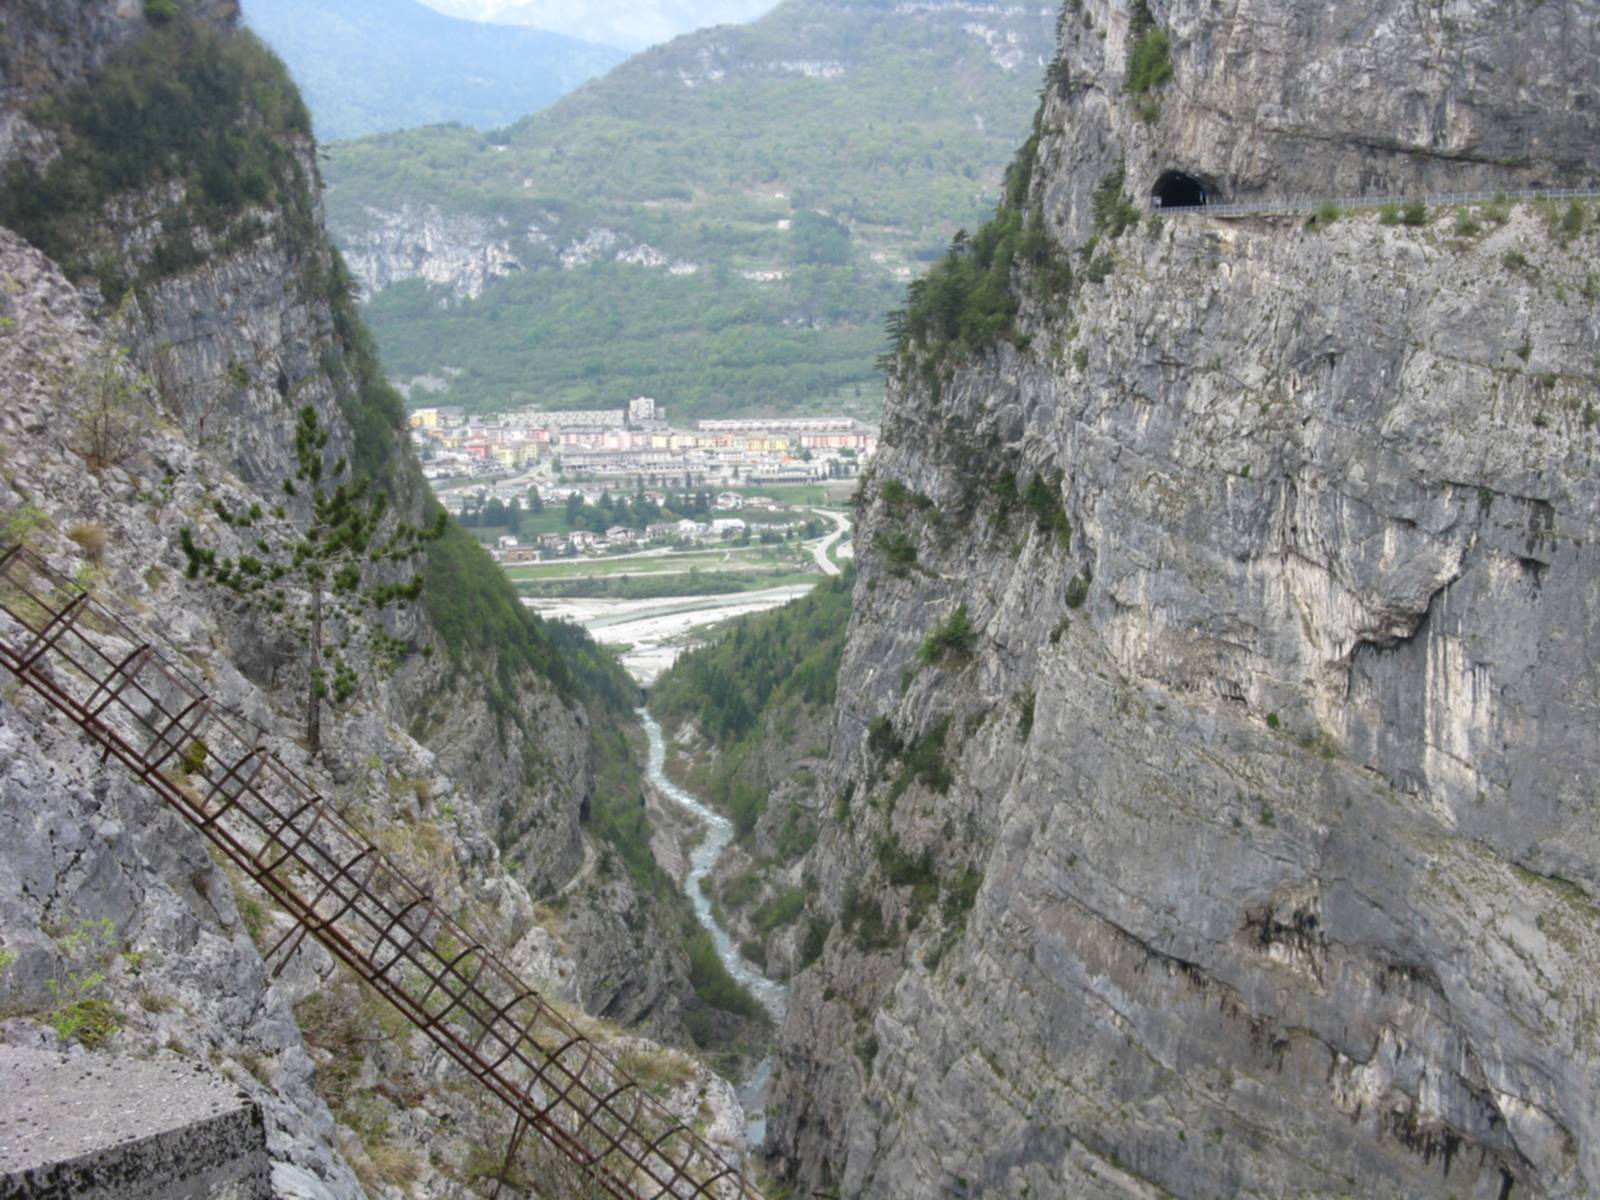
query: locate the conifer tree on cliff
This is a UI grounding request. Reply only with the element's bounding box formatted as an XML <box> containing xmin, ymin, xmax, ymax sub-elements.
<box><xmin>180</xmin><ymin>404</ymin><xmax>442</xmax><ymax>753</ymax></box>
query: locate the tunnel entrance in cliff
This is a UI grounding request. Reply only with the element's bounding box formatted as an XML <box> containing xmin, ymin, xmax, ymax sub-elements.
<box><xmin>1151</xmin><ymin>170</ymin><xmax>1209</xmax><ymax>209</ymax></box>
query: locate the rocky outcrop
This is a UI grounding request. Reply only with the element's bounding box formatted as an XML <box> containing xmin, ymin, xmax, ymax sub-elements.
<box><xmin>1044</xmin><ymin>0</ymin><xmax>1600</xmax><ymax>244</ymax></box>
<box><xmin>336</xmin><ymin>204</ymin><xmax>524</xmax><ymax>303</ymax></box>
<box><xmin>0</xmin><ymin>0</ymin><xmax>240</xmax><ymax>170</ymax></box>
<box><xmin>334</xmin><ymin>206</ymin><xmax>706</xmax><ymax>305</ymax></box>
<box><xmin>770</xmin><ymin>2</ymin><xmax>1600</xmax><ymax>1197</ymax></box>
<box><xmin>0</xmin><ymin>207</ymin><xmax>580</xmax><ymax>1196</ymax></box>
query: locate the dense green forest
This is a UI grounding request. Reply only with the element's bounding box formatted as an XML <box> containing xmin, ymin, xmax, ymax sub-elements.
<box><xmin>324</xmin><ymin>0</ymin><xmax>1056</xmax><ymax>417</ymax></box>
<box><xmin>651</xmin><ymin>570</ymin><xmax>853</xmax><ymax>836</ymax></box>
<box><xmin>364</xmin><ymin>263</ymin><xmax>894</xmax><ymax>417</ymax></box>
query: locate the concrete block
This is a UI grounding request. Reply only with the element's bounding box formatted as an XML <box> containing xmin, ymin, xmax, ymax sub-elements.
<box><xmin>0</xmin><ymin>1047</ymin><xmax>270</xmax><ymax>1199</ymax></box>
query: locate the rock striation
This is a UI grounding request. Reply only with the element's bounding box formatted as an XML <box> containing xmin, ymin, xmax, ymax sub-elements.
<box><xmin>770</xmin><ymin>2</ymin><xmax>1600</xmax><ymax>1197</ymax></box>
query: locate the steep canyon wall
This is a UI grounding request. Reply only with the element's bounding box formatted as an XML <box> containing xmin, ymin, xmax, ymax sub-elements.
<box><xmin>771</xmin><ymin>2</ymin><xmax>1600</xmax><ymax>1197</ymax></box>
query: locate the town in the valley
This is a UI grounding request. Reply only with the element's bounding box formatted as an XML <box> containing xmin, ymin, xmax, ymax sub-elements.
<box><xmin>411</xmin><ymin>397</ymin><xmax>876</xmax><ymax>561</ymax></box>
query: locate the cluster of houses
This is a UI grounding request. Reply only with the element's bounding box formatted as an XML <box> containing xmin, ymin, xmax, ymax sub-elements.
<box><xmin>498</xmin><ymin>517</ymin><xmax>770</xmax><ymax>563</ymax></box>
<box><xmin>410</xmin><ymin>398</ymin><xmax>878</xmax><ymax>485</ymax></box>
<box><xmin>440</xmin><ymin>487</ymin><xmax>810</xmax><ymax>563</ymax></box>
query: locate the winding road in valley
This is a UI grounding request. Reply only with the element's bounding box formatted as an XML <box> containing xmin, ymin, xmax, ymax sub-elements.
<box><xmin>810</xmin><ymin>509</ymin><xmax>850</xmax><ymax>577</ymax></box>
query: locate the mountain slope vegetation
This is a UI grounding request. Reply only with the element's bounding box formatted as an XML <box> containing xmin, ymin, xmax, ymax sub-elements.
<box><xmin>652</xmin><ymin>568</ymin><xmax>852</xmax><ymax>835</ymax></box>
<box><xmin>324</xmin><ymin>0</ymin><xmax>1058</xmax><ymax>417</ymax></box>
<box><xmin>0</xmin><ymin>2</ymin><xmax>771</xmax><ymax>1191</ymax></box>
<box><xmin>0</xmin><ymin>0</ymin><xmax>756</xmax><ymax>1099</ymax></box>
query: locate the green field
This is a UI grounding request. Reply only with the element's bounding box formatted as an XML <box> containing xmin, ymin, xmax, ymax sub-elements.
<box><xmin>729</xmin><ymin>484</ymin><xmax>854</xmax><ymax>507</ymax></box>
<box><xmin>431</xmin><ymin>471</ymin><xmax>522</xmax><ymax>493</ymax></box>
<box><xmin>504</xmin><ymin>544</ymin><xmax>808</xmax><ymax>581</ymax></box>
<box><xmin>463</xmin><ymin>501</ymin><xmax>829</xmax><ymax>545</ymax></box>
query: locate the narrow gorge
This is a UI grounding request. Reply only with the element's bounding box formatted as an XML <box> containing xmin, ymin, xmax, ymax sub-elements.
<box><xmin>2</xmin><ymin>1</ymin><xmax>1599</xmax><ymax>1199</ymax></box>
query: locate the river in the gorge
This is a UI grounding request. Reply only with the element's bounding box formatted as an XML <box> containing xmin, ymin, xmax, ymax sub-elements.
<box><xmin>526</xmin><ymin>582</ymin><xmax>818</xmax><ymax>1150</ymax></box>
<box><xmin>639</xmin><ymin>707</ymin><xmax>788</xmax><ymax>1145</ymax></box>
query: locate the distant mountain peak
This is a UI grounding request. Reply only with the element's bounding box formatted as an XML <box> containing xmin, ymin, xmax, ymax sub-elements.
<box><xmin>414</xmin><ymin>0</ymin><xmax>783</xmax><ymax>51</ymax></box>
<box><xmin>242</xmin><ymin>0</ymin><xmax>626</xmax><ymax>140</ymax></box>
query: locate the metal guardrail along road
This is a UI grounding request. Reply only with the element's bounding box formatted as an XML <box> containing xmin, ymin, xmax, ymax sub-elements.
<box><xmin>1153</xmin><ymin>185</ymin><xmax>1600</xmax><ymax>218</ymax></box>
<box><xmin>0</xmin><ymin>544</ymin><xmax>763</xmax><ymax>1200</ymax></box>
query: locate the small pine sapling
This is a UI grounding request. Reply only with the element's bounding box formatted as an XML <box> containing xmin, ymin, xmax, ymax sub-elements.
<box><xmin>181</xmin><ymin>404</ymin><xmax>442</xmax><ymax>753</ymax></box>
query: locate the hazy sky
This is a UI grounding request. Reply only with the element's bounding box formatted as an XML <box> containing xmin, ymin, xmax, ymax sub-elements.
<box><xmin>415</xmin><ymin>0</ymin><xmax>782</xmax><ymax>51</ymax></box>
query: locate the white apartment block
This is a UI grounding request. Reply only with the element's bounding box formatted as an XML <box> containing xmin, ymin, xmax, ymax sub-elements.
<box><xmin>696</xmin><ymin>417</ymin><xmax>858</xmax><ymax>434</ymax></box>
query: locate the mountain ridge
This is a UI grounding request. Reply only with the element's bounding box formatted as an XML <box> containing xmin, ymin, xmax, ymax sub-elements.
<box><xmin>323</xmin><ymin>0</ymin><xmax>1059</xmax><ymax>418</ymax></box>
<box><xmin>417</xmin><ymin>0</ymin><xmax>781</xmax><ymax>51</ymax></box>
<box><xmin>242</xmin><ymin>0</ymin><xmax>625</xmax><ymax>139</ymax></box>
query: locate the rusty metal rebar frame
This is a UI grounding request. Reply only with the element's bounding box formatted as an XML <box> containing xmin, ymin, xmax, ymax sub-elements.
<box><xmin>0</xmin><ymin>545</ymin><xmax>762</xmax><ymax>1200</ymax></box>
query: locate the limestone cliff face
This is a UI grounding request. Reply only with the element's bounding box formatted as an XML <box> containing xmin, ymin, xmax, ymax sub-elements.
<box><xmin>336</xmin><ymin>203</ymin><xmax>525</xmax><ymax>303</ymax></box>
<box><xmin>0</xmin><ymin>7</ymin><xmax>712</xmax><ymax>1197</ymax></box>
<box><xmin>333</xmin><ymin>203</ymin><xmax>697</xmax><ymax>311</ymax></box>
<box><xmin>0</xmin><ymin>0</ymin><xmax>596</xmax><ymax>909</ymax></box>
<box><xmin>1044</xmin><ymin>0</ymin><xmax>1600</xmax><ymax>243</ymax></box>
<box><xmin>770</xmin><ymin>2</ymin><xmax>1600</xmax><ymax>1197</ymax></box>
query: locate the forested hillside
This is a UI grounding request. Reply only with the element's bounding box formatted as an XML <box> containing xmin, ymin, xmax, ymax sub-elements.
<box><xmin>652</xmin><ymin>569</ymin><xmax>852</xmax><ymax>836</ymax></box>
<box><xmin>323</xmin><ymin>0</ymin><xmax>1058</xmax><ymax>417</ymax></box>
<box><xmin>647</xmin><ymin>571</ymin><xmax>852</xmax><ymax>987</ymax></box>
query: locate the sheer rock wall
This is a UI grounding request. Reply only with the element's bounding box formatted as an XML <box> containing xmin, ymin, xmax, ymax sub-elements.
<box><xmin>770</xmin><ymin>2</ymin><xmax>1600</xmax><ymax>1197</ymax></box>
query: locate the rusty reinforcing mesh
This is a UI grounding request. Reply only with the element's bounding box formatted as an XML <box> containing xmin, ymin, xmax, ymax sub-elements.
<box><xmin>0</xmin><ymin>544</ymin><xmax>764</xmax><ymax>1200</ymax></box>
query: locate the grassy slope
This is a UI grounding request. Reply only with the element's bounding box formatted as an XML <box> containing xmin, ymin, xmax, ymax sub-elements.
<box><xmin>323</xmin><ymin>0</ymin><xmax>1056</xmax><ymax>417</ymax></box>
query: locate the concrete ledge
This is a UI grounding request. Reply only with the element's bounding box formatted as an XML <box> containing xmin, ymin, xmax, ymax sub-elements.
<box><xmin>0</xmin><ymin>1047</ymin><xmax>270</xmax><ymax>1199</ymax></box>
